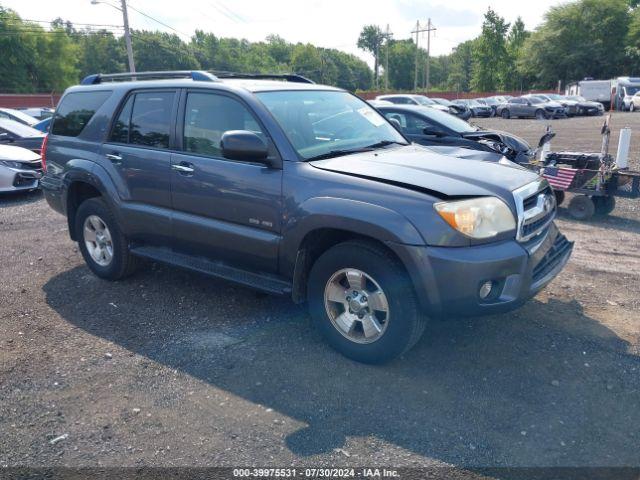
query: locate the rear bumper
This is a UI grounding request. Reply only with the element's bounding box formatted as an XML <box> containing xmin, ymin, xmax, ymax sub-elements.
<box><xmin>0</xmin><ymin>165</ymin><xmax>42</xmax><ymax>193</ymax></box>
<box><xmin>40</xmin><ymin>174</ymin><xmax>65</xmax><ymax>214</ymax></box>
<box><xmin>391</xmin><ymin>223</ymin><xmax>573</xmax><ymax>317</ymax></box>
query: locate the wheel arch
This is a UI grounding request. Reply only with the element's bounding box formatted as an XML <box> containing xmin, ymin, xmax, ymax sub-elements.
<box><xmin>283</xmin><ymin>197</ymin><xmax>425</xmax><ymax>303</ymax></box>
<box><xmin>62</xmin><ymin>161</ymin><xmax>122</xmax><ymax>241</ymax></box>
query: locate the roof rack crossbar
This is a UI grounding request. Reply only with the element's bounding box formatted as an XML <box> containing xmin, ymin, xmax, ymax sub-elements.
<box><xmin>81</xmin><ymin>71</ymin><xmax>218</xmax><ymax>85</ymax></box>
<box><xmin>212</xmin><ymin>72</ymin><xmax>315</xmax><ymax>84</ymax></box>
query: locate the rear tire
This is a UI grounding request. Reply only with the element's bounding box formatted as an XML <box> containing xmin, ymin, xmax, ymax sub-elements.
<box><xmin>567</xmin><ymin>194</ymin><xmax>595</xmax><ymax>221</ymax></box>
<box><xmin>75</xmin><ymin>197</ymin><xmax>138</xmax><ymax>280</ymax></box>
<box><xmin>501</xmin><ymin>109</ymin><xmax>510</xmax><ymax>119</ymax></box>
<box><xmin>307</xmin><ymin>241</ymin><xmax>426</xmax><ymax>364</ymax></box>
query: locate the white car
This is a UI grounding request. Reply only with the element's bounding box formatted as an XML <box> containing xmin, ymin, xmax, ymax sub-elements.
<box><xmin>0</xmin><ymin>108</ymin><xmax>38</xmax><ymax>127</ymax></box>
<box><xmin>630</xmin><ymin>92</ymin><xmax>640</xmax><ymax>112</ymax></box>
<box><xmin>0</xmin><ymin>144</ymin><xmax>43</xmax><ymax>193</ymax></box>
<box><xmin>17</xmin><ymin>107</ymin><xmax>55</xmax><ymax>120</ymax></box>
<box><xmin>374</xmin><ymin>94</ymin><xmax>450</xmax><ymax>113</ymax></box>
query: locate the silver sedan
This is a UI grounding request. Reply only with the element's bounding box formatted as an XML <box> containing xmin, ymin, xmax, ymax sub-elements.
<box><xmin>0</xmin><ymin>145</ymin><xmax>43</xmax><ymax>193</ymax></box>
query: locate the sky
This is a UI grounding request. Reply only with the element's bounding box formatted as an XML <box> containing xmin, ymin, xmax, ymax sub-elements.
<box><xmin>2</xmin><ymin>0</ymin><xmax>566</xmax><ymax>65</ymax></box>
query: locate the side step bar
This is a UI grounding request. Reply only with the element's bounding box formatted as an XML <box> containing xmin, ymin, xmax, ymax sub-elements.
<box><xmin>130</xmin><ymin>246</ymin><xmax>292</xmax><ymax>295</ymax></box>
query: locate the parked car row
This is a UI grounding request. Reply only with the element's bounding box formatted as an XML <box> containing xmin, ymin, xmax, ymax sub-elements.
<box><xmin>374</xmin><ymin>93</ymin><xmax>605</xmax><ymax>120</ymax></box>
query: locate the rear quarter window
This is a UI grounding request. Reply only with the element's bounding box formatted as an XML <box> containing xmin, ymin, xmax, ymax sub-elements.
<box><xmin>51</xmin><ymin>91</ymin><xmax>112</xmax><ymax>137</ymax></box>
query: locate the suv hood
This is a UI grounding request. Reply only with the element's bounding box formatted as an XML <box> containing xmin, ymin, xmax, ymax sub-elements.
<box><xmin>309</xmin><ymin>144</ymin><xmax>539</xmax><ymax>200</ymax></box>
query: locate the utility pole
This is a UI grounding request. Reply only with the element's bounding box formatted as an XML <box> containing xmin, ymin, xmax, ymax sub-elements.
<box><xmin>121</xmin><ymin>0</ymin><xmax>136</xmax><ymax>73</ymax></box>
<box><xmin>411</xmin><ymin>20</ymin><xmax>434</xmax><ymax>91</ymax></box>
<box><xmin>91</xmin><ymin>0</ymin><xmax>135</xmax><ymax>73</ymax></box>
<box><xmin>412</xmin><ymin>21</ymin><xmax>421</xmax><ymax>91</ymax></box>
<box><xmin>424</xmin><ymin>18</ymin><xmax>436</xmax><ymax>91</ymax></box>
<box><xmin>383</xmin><ymin>24</ymin><xmax>393</xmax><ymax>91</ymax></box>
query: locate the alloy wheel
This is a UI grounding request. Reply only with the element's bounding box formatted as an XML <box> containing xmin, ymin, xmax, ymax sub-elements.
<box><xmin>83</xmin><ymin>215</ymin><xmax>114</xmax><ymax>266</ymax></box>
<box><xmin>324</xmin><ymin>268</ymin><xmax>390</xmax><ymax>344</ymax></box>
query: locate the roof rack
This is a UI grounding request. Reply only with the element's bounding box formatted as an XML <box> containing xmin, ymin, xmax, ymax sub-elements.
<box><xmin>212</xmin><ymin>72</ymin><xmax>315</xmax><ymax>84</ymax></box>
<box><xmin>80</xmin><ymin>70</ymin><xmax>218</xmax><ymax>85</ymax></box>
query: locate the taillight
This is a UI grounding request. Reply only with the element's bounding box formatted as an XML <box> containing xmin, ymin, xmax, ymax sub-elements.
<box><xmin>41</xmin><ymin>134</ymin><xmax>48</xmax><ymax>173</ymax></box>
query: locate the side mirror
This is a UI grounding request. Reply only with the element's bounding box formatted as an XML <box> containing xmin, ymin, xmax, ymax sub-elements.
<box><xmin>220</xmin><ymin>130</ymin><xmax>271</xmax><ymax>165</ymax></box>
<box><xmin>423</xmin><ymin>127</ymin><xmax>445</xmax><ymax>137</ymax></box>
<box><xmin>388</xmin><ymin>118</ymin><xmax>402</xmax><ymax>130</ymax></box>
<box><xmin>526</xmin><ymin>101</ymin><xmax>532</xmax><ymax>106</ymax></box>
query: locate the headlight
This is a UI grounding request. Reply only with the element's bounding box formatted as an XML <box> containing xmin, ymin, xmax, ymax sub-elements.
<box><xmin>434</xmin><ymin>197</ymin><xmax>516</xmax><ymax>239</ymax></box>
<box><xmin>0</xmin><ymin>160</ymin><xmax>26</xmax><ymax>169</ymax></box>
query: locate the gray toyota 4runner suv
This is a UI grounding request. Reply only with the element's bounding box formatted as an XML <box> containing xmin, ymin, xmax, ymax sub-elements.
<box><xmin>41</xmin><ymin>71</ymin><xmax>573</xmax><ymax>364</ymax></box>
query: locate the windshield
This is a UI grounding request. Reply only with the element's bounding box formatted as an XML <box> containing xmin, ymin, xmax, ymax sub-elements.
<box><xmin>468</xmin><ymin>100</ymin><xmax>481</xmax><ymax>106</ymax></box>
<box><xmin>568</xmin><ymin>96</ymin><xmax>586</xmax><ymax>102</ymax></box>
<box><xmin>546</xmin><ymin>94</ymin><xmax>563</xmax><ymax>100</ymax></box>
<box><xmin>0</xmin><ymin>108</ymin><xmax>37</xmax><ymax>126</ymax></box>
<box><xmin>257</xmin><ymin>90</ymin><xmax>407</xmax><ymax>160</ymax></box>
<box><xmin>432</xmin><ymin>98</ymin><xmax>452</xmax><ymax>106</ymax></box>
<box><xmin>0</xmin><ymin>118</ymin><xmax>44</xmax><ymax>138</ymax></box>
<box><xmin>483</xmin><ymin>98</ymin><xmax>499</xmax><ymax>105</ymax></box>
<box><xmin>415</xmin><ymin>107</ymin><xmax>477</xmax><ymax>133</ymax></box>
<box><xmin>528</xmin><ymin>96</ymin><xmax>545</xmax><ymax>104</ymax></box>
<box><xmin>413</xmin><ymin>96</ymin><xmax>436</xmax><ymax>106</ymax></box>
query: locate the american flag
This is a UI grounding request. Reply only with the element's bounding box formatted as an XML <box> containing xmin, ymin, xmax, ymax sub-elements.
<box><xmin>542</xmin><ymin>166</ymin><xmax>578</xmax><ymax>190</ymax></box>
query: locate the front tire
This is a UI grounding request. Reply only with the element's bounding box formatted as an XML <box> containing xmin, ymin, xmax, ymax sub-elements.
<box><xmin>535</xmin><ymin>109</ymin><xmax>547</xmax><ymax>120</ymax></box>
<box><xmin>593</xmin><ymin>196</ymin><xmax>616</xmax><ymax>215</ymax></box>
<box><xmin>501</xmin><ymin>109</ymin><xmax>510</xmax><ymax>119</ymax></box>
<box><xmin>567</xmin><ymin>194</ymin><xmax>595</xmax><ymax>221</ymax></box>
<box><xmin>75</xmin><ymin>197</ymin><xmax>138</xmax><ymax>280</ymax></box>
<box><xmin>307</xmin><ymin>241</ymin><xmax>426</xmax><ymax>364</ymax></box>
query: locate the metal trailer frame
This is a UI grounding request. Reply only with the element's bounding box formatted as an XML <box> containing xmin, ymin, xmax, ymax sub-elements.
<box><xmin>523</xmin><ymin>117</ymin><xmax>640</xmax><ymax>220</ymax></box>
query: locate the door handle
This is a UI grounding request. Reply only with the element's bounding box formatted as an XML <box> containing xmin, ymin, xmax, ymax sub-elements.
<box><xmin>172</xmin><ymin>163</ymin><xmax>195</xmax><ymax>175</ymax></box>
<box><xmin>105</xmin><ymin>153</ymin><xmax>123</xmax><ymax>165</ymax></box>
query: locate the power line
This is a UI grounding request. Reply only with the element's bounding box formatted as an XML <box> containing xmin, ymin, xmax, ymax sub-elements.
<box><xmin>14</xmin><ymin>19</ymin><xmax>125</xmax><ymax>29</ymax></box>
<box><xmin>125</xmin><ymin>2</ymin><xmax>190</xmax><ymax>38</ymax></box>
<box><xmin>411</xmin><ymin>20</ymin><xmax>436</xmax><ymax>91</ymax></box>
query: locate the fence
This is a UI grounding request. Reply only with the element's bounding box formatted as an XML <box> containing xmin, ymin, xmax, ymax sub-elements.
<box><xmin>0</xmin><ymin>94</ymin><xmax>61</xmax><ymax>109</ymax></box>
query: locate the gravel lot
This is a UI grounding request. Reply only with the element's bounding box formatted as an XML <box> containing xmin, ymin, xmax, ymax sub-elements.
<box><xmin>1</xmin><ymin>112</ymin><xmax>639</xmax><ymax>474</ymax></box>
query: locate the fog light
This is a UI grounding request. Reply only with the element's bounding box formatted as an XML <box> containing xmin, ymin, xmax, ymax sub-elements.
<box><xmin>479</xmin><ymin>281</ymin><xmax>493</xmax><ymax>299</ymax></box>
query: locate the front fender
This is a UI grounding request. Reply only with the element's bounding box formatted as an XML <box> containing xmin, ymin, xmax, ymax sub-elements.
<box><xmin>279</xmin><ymin>196</ymin><xmax>425</xmax><ymax>276</ymax></box>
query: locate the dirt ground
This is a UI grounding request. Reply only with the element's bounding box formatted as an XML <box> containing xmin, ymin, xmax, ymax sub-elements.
<box><xmin>1</xmin><ymin>112</ymin><xmax>639</xmax><ymax>475</ymax></box>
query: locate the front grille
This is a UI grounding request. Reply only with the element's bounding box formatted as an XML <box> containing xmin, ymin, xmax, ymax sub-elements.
<box><xmin>532</xmin><ymin>234</ymin><xmax>572</xmax><ymax>284</ymax></box>
<box><xmin>522</xmin><ymin>210</ymin><xmax>555</xmax><ymax>237</ymax></box>
<box><xmin>513</xmin><ymin>181</ymin><xmax>556</xmax><ymax>242</ymax></box>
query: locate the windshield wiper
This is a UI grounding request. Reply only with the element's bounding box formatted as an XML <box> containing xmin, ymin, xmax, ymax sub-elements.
<box><xmin>305</xmin><ymin>141</ymin><xmax>406</xmax><ymax>162</ymax></box>
<box><xmin>305</xmin><ymin>148</ymin><xmax>374</xmax><ymax>162</ymax></box>
<box><xmin>362</xmin><ymin>140</ymin><xmax>407</xmax><ymax>149</ymax></box>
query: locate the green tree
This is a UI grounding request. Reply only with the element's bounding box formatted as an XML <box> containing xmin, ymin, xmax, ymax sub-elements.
<box><xmin>77</xmin><ymin>31</ymin><xmax>126</xmax><ymax>78</ymax></box>
<box><xmin>131</xmin><ymin>30</ymin><xmax>200</xmax><ymax>71</ymax></box>
<box><xmin>626</xmin><ymin>7</ymin><xmax>640</xmax><ymax>72</ymax></box>
<box><xmin>386</xmin><ymin>39</ymin><xmax>416</xmax><ymax>90</ymax></box>
<box><xmin>357</xmin><ymin>25</ymin><xmax>384</xmax><ymax>87</ymax></box>
<box><xmin>521</xmin><ymin>0</ymin><xmax>632</xmax><ymax>88</ymax></box>
<box><xmin>448</xmin><ymin>40</ymin><xmax>475</xmax><ymax>92</ymax></box>
<box><xmin>471</xmin><ymin>8</ymin><xmax>510</xmax><ymax>91</ymax></box>
<box><xmin>504</xmin><ymin>17</ymin><xmax>530</xmax><ymax>91</ymax></box>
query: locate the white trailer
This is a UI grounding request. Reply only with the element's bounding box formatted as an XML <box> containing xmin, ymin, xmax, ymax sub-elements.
<box><xmin>565</xmin><ymin>80</ymin><xmax>611</xmax><ymax>108</ymax></box>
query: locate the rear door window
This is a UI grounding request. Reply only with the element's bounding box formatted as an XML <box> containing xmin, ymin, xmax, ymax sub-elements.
<box><xmin>51</xmin><ymin>91</ymin><xmax>112</xmax><ymax>137</ymax></box>
<box><xmin>130</xmin><ymin>92</ymin><xmax>175</xmax><ymax>149</ymax></box>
